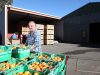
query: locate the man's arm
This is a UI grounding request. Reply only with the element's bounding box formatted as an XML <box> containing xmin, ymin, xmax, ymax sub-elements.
<box><xmin>34</xmin><ymin>31</ymin><xmax>42</xmax><ymax>52</ymax></box>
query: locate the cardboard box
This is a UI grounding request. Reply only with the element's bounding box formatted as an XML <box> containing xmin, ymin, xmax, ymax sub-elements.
<box><xmin>11</xmin><ymin>39</ymin><xmax>20</xmax><ymax>44</ymax></box>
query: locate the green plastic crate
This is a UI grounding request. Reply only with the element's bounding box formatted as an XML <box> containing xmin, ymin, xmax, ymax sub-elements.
<box><xmin>11</xmin><ymin>66</ymin><xmax>43</xmax><ymax>75</ymax></box>
<box><xmin>58</xmin><ymin>65</ymin><xmax>66</xmax><ymax>75</ymax></box>
<box><xmin>18</xmin><ymin>56</ymin><xmax>37</xmax><ymax>64</ymax></box>
<box><xmin>0</xmin><ymin>46</ymin><xmax>7</xmax><ymax>50</ymax></box>
<box><xmin>0</xmin><ymin>51</ymin><xmax>12</xmax><ymax>62</ymax></box>
<box><xmin>20</xmin><ymin>52</ymin><xmax>40</xmax><ymax>63</ymax></box>
<box><xmin>12</xmin><ymin>68</ymin><xmax>48</xmax><ymax>75</ymax></box>
<box><xmin>51</xmin><ymin>54</ymin><xmax>66</xmax><ymax>64</ymax></box>
<box><xmin>27</xmin><ymin>58</ymin><xmax>50</xmax><ymax>75</ymax></box>
<box><xmin>29</xmin><ymin>52</ymin><xmax>39</xmax><ymax>59</ymax></box>
<box><xmin>1</xmin><ymin>64</ymin><xmax>27</xmax><ymax>75</ymax></box>
<box><xmin>0</xmin><ymin>45</ymin><xmax>12</xmax><ymax>51</ymax></box>
<box><xmin>35</xmin><ymin>60</ymin><xmax>59</xmax><ymax>75</ymax></box>
<box><xmin>12</xmin><ymin>48</ymin><xmax>30</xmax><ymax>60</ymax></box>
<box><xmin>0</xmin><ymin>58</ymin><xmax>25</xmax><ymax>75</ymax></box>
<box><xmin>5</xmin><ymin>58</ymin><xmax>46</xmax><ymax>75</ymax></box>
<box><xmin>56</xmin><ymin>64</ymin><xmax>66</xmax><ymax>75</ymax></box>
<box><xmin>47</xmin><ymin>68</ymin><xmax>58</xmax><ymax>75</ymax></box>
<box><xmin>44</xmin><ymin>61</ymin><xmax>58</xmax><ymax>75</ymax></box>
<box><xmin>26</xmin><ymin>58</ymin><xmax>40</xmax><ymax>64</ymax></box>
<box><xmin>29</xmin><ymin>69</ymin><xmax>49</xmax><ymax>75</ymax></box>
<box><xmin>6</xmin><ymin>45</ymin><xmax>13</xmax><ymax>51</ymax></box>
<box><xmin>38</xmin><ymin>52</ymin><xmax>51</xmax><ymax>61</ymax></box>
<box><xmin>51</xmin><ymin>54</ymin><xmax>66</xmax><ymax>73</ymax></box>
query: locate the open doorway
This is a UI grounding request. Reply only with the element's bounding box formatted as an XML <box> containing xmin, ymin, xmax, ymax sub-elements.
<box><xmin>7</xmin><ymin>7</ymin><xmax>58</xmax><ymax>45</ymax></box>
<box><xmin>89</xmin><ymin>23</ymin><xmax>100</xmax><ymax>43</ymax></box>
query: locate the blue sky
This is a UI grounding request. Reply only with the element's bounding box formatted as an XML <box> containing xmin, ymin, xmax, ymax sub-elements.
<box><xmin>13</xmin><ymin>0</ymin><xmax>100</xmax><ymax>17</ymax></box>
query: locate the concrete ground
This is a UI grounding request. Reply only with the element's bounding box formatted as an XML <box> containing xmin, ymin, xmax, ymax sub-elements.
<box><xmin>42</xmin><ymin>43</ymin><xmax>100</xmax><ymax>75</ymax></box>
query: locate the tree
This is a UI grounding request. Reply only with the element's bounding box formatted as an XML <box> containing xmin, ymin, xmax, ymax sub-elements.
<box><xmin>5</xmin><ymin>0</ymin><xmax>13</xmax><ymax>5</ymax></box>
<box><xmin>0</xmin><ymin>0</ymin><xmax>13</xmax><ymax>12</ymax></box>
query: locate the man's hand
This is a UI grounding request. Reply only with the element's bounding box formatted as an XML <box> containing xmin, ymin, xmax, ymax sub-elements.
<box><xmin>31</xmin><ymin>45</ymin><xmax>34</xmax><ymax>50</ymax></box>
<box><xmin>30</xmin><ymin>45</ymin><xmax>35</xmax><ymax>53</ymax></box>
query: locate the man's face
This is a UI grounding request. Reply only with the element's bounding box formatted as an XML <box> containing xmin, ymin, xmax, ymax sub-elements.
<box><xmin>28</xmin><ymin>22</ymin><xmax>36</xmax><ymax>32</ymax></box>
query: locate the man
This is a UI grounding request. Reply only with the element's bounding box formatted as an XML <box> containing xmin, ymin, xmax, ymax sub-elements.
<box><xmin>26</xmin><ymin>21</ymin><xmax>42</xmax><ymax>52</ymax></box>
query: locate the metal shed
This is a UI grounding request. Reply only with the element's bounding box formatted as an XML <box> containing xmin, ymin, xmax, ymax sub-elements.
<box><xmin>0</xmin><ymin>5</ymin><xmax>59</xmax><ymax>45</ymax></box>
<box><xmin>61</xmin><ymin>2</ymin><xmax>100</xmax><ymax>43</ymax></box>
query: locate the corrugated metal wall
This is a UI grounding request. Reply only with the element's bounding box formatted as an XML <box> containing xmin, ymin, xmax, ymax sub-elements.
<box><xmin>62</xmin><ymin>12</ymin><xmax>100</xmax><ymax>43</ymax></box>
<box><xmin>55</xmin><ymin>21</ymin><xmax>64</xmax><ymax>42</ymax></box>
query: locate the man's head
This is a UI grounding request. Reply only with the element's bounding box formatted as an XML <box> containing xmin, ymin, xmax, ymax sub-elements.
<box><xmin>28</xmin><ymin>21</ymin><xmax>36</xmax><ymax>32</ymax></box>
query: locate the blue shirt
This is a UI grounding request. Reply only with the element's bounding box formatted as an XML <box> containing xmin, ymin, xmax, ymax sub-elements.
<box><xmin>26</xmin><ymin>30</ymin><xmax>42</xmax><ymax>52</ymax></box>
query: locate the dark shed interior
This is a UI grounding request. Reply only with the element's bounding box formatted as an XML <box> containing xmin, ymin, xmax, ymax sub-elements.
<box><xmin>8</xmin><ymin>8</ymin><xmax>59</xmax><ymax>34</ymax></box>
<box><xmin>89</xmin><ymin>23</ymin><xmax>100</xmax><ymax>43</ymax></box>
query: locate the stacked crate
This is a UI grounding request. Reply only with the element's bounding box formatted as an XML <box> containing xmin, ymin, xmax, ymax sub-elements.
<box><xmin>21</xmin><ymin>24</ymin><xmax>54</xmax><ymax>45</ymax></box>
<box><xmin>22</xmin><ymin>27</ymin><xmax>29</xmax><ymax>35</ymax></box>
<box><xmin>36</xmin><ymin>24</ymin><xmax>44</xmax><ymax>44</ymax></box>
<box><xmin>44</xmin><ymin>25</ymin><xmax>54</xmax><ymax>45</ymax></box>
<box><xmin>18</xmin><ymin>21</ymin><xmax>28</xmax><ymax>34</ymax></box>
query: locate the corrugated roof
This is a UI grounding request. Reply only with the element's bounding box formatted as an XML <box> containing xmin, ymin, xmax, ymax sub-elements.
<box><xmin>62</xmin><ymin>2</ymin><xmax>100</xmax><ymax>20</ymax></box>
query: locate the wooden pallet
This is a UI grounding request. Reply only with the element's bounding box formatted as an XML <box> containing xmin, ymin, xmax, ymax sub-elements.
<box><xmin>37</xmin><ymin>29</ymin><xmax>44</xmax><ymax>35</ymax></box>
<box><xmin>44</xmin><ymin>39</ymin><xmax>54</xmax><ymax>45</ymax></box>
<box><xmin>41</xmin><ymin>39</ymin><xmax>44</xmax><ymax>45</ymax></box>
<box><xmin>44</xmin><ymin>34</ymin><xmax>54</xmax><ymax>40</ymax></box>
<box><xmin>22</xmin><ymin>27</ymin><xmax>29</xmax><ymax>31</ymax></box>
<box><xmin>46</xmin><ymin>29</ymin><xmax>54</xmax><ymax>35</ymax></box>
<box><xmin>22</xmin><ymin>27</ymin><xmax>29</xmax><ymax>35</ymax></box>
<box><xmin>45</xmin><ymin>25</ymin><xmax>54</xmax><ymax>30</ymax></box>
<box><xmin>40</xmin><ymin>34</ymin><xmax>44</xmax><ymax>40</ymax></box>
<box><xmin>36</xmin><ymin>24</ymin><xmax>44</xmax><ymax>29</ymax></box>
<box><xmin>22</xmin><ymin>31</ymin><xmax>29</xmax><ymax>35</ymax></box>
<box><xmin>43</xmin><ymin>25</ymin><xmax>54</xmax><ymax>45</ymax></box>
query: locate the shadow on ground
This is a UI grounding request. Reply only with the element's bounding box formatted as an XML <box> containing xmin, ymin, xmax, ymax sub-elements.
<box><xmin>79</xmin><ymin>43</ymin><xmax>100</xmax><ymax>48</ymax></box>
<box><xmin>63</xmin><ymin>49</ymin><xmax>100</xmax><ymax>55</ymax></box>
<box><xmin>63</xmin><ymin>42</ymin><xmax>100</xmax><ymax>48</ymax></box>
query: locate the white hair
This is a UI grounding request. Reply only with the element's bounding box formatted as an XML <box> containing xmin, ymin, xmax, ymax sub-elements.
<box><xmin>28</xmin><ymin>21</ymin><xmax>36</xmax><ymax>26</ymax></box>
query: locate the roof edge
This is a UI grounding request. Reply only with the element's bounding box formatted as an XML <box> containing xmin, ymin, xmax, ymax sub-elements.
<box><xmin>61</xmin><ymin>2</ymin><xmax>92</xmax><ymax>20</ymax></box>
<box><xmin>6</xmin><ymin>5</ymin><xmax>60</xmax><ymax>20</ymax></box>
